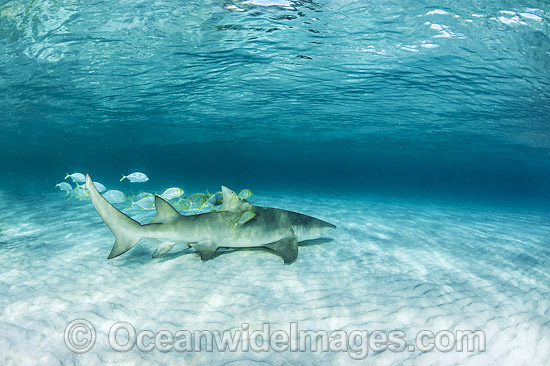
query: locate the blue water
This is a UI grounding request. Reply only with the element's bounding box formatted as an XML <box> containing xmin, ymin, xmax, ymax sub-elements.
<box><xmin>1</xmin><ymin>0</ymin><xmax>549</xmax><ymax>206</ymax></box>
<box><xmin>1</xmin><ymin>2</ymin><xmax>550</xmax><ymax>365</ymax></box>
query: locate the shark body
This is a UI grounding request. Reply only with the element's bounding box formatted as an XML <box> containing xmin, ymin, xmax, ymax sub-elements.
<box><xmin>85</xmin><ymin>173</ymin><xmax>335</xmax><ymax>264</ymax></box>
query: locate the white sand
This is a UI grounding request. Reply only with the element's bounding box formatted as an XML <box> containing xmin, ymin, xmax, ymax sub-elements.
<box><xmin>0</xmin><ymin>191</ymin><xmax>549</xmax><ymax>365</ymax></box>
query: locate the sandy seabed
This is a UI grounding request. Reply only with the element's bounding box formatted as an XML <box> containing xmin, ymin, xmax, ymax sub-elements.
<box><xmin>0</xmin><ymin>191</ymin><xmax>549</xmax><ymax>365</ymax></box>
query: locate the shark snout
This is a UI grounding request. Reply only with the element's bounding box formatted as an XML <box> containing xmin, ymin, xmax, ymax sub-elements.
<box><xmin>293</xmin><ymin>218</ymin><xmax>336</xmax><ymax>241</ymax></box>
<box><xmin>313</xmin><ymin>220</ymin><xmax>336</xmax><ymax>240</ymax></box>
<box><xmin>320</xmin><ymin>221</ymin><xmax>336</xmax><ymax>235</ymax></box>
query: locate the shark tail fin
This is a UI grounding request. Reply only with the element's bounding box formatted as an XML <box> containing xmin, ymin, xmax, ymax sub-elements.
<box><xmin>86</xmin><ymin>173</ymin><xmax>143</xmax><ymax>259</ymax></box>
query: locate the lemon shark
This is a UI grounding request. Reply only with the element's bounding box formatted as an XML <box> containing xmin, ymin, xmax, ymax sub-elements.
<box><xmin>85</xmin><ymin>173</ymin><xmax>335</xmax><ymax>264</ymax></box>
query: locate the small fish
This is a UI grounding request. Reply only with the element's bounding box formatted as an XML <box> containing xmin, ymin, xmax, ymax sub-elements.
<box><xmin>56</xmin><ymin>182</ymin><xmax>72</xmax><ymax>192</ymax></box>
<box><xmin>129</xmin><ymin>196</ymin><xmax>155</xmax><ymax>210</ymax></box>
<box><xmin>65</xmin><ymin>172</ymin><xmax>86</xmax><ymax>183</ymax></box>
<box><xmin>102</xmin><ymin>190</ymin><xmax>127</xmax><ymax>204</ymax></box>
<box><xmin>198</xmin><ymin>201</ymin><xmax>213</xmax><ymax>212</ymax></box>
<box><xmin>173</xmin><ymin>197</ymin><xmax>191</xmax><ymax>211</ymax></box>
<box><xmin>207</xmin><ymin>192</ymin><xmax>223</xmax><ymax>206</ymax></box>
<box><xmin>132</xmin><ymin>191</ymin><xmax>154</xmax><ymax>201</ymax></box>
<box><xmin>93</xmin><ymin>182</ymin><xmax>107</xmax><ymax>193</ymax></box>
<box><xmin>231</xmin><ymin>210</ymin><xmax>256</xmax><ymax>231</ymax></box>
<box><xmin>68</xmin><ymin>187</ymin><xmax>90</xmax><ymax>201</ymax></box>
<box><xmin>186</xmin><ymin>193</ymin><xmax>209</xmax><ymax>207</ymax></box>
<box><xmin>160</xmin><ymin>187</ymin><xmax>184</xmax><ymax>200</ymax></box>
<box><xmin>238</xmin><ymin>189</ymin><xmax>253</xmax><ymax>200</ymax></box>
<box><xmin>120</xmin><ymin>172</ymin><xmax>149</xmax><ymax>183</ymax></box>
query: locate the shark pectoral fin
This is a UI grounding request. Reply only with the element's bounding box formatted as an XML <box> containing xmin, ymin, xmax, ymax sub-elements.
<box><xmin>152</xmin><ymin>241</ymin><xmax>177</xmax><ymax>258</ymax></box>
<box><xmin>191</xmin><ymin>241</ymin><xmax>218</xmax><ymax>261</ymax></box>
<box><xmin>151</xmin><ymin>196</ymin><xmax>182</xmax><ymax>224</ymax></box>
<box><xmin>265</xmin><ymin>236</ymin><xmax>298</xmax><ymax>264</ymax></box>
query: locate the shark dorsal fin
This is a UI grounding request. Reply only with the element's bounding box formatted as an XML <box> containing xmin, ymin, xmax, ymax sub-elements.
<box><xmin>220</xmin><ymin>186</ymin><xmax>254</xmax><ymax>212</ymax></box>
<box><xmin>151</xmin><ymin>196</ymin><xmax>182</xmax><ymax>224</ymax></box>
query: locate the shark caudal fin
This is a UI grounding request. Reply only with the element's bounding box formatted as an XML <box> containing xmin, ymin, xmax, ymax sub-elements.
<box><xmin>86</xmin><ymin>173</ymin><xmax>143</xmax><ymax>259</ymax></box>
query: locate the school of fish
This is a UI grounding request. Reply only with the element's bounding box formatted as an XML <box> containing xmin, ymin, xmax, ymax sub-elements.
<box><xmin>56</xmin><ymin>171</ymin><xmax>252</xmax><ymax>214</ymax></box>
